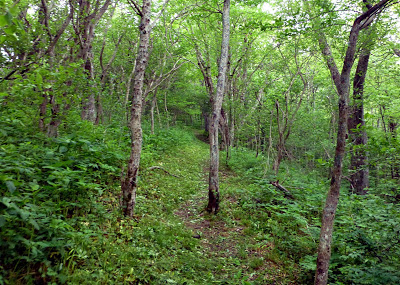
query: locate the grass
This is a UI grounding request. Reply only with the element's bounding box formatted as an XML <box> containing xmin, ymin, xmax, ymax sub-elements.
<box><xmin>67</xmin><ymin>131</ymin><xmax>299</xmax><ymax>284</ymax></box>
<box><xmin>9</xmin><ymin>125</ymin><xmax>398</xmax><ymax>285</ymax></box>
<box><xmin>4</xmin><ymin>124</ymin><xmax>399</xmax><ymax>284</ymax></box>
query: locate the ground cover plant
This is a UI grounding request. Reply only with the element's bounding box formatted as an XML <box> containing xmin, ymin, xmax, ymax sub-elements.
<box><xmin>1</xmin><ymin>109</ymin><xmax>400</xmax><ymax>284</ymax></box>
<box><xmin>1</xmin><ymin>0</ymin><xmax>400</xmax><ymax>284</ymax></box>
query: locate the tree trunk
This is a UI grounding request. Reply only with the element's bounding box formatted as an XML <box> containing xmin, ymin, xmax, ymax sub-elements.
<box><xmin>121</xmin><ymin>0</ymin><xmax>152</xmax><ymax>217</ymax></box>
<box><xmin>219</xmin><ymin>108</ymin><xmax>230</xmax><ymax>151</ymax></box>
<box><xmin>150</xmin><ymin>88</ymin><xmax>158</xmax><ymax>134</ymax></box>
<box><xmin>74</xmin><ymin>0</ymin><xmax>112</xmax><ymax>122</ymax></box>
<box><xmin>36</xmin><ymin>0</ymin><xmax>72</xmax><ymax>136</ymax></box>
<box><xmin>164</xmin><ymin>91</ymin><xmax>170</xmax><ymax>128</ymax></box>
<box><xmin>207</xmin><ymin>0</ymin><xmax>230</xmax><ymax>214</ymax></box>
<box><xmin>348</xmin><ymin>48</ymin><xmax>370</xmax><ymax>194</ymax></box>
<box><xmin>273</xmin><ymin>100</ymin><xmax>284</xmax><ymax>174</ymax></box>
<box><xmin>39</xmin><ymin>94</ymin><xmax>48</xmax><ymax>131</ymax></box>
<box><xmin>315</xmin><ymin>97</ymin><xmax>348</xmax><ymax>285</ymax></box>
<box><xmin>389</xmin><ymin>118</ymin><xmax>399</xmax><ymax>179</ymax></box>
<box><xmin>47</xmin><ymin>94</ymin><xmax>61</xmax><ymax>137</ymax></box>
<box><xmin>314</xmin><ymin>1</ymin><xmax>392</xmax><ymax>284</ymax></box>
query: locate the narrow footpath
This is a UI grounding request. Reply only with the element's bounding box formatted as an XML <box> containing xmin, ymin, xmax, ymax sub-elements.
<box><xmin>169</xmin><ymin>137</ymin><xmax>297</xmax><ymax>284</ymax></box>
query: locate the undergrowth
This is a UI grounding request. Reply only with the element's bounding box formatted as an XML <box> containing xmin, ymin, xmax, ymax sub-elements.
<box><xmin>2</xmin><ymin>113</ymin><xmax>399</xmax><ymax>284</ymax></box>
<box><xmin>0</xmin><ymin>111</ymin><xmax>210</xmax><ymax>284</ymax></box>
<box><xmin>223</xmin><ymin>144</ymin><xmax>400</xmax><ymax>285</ymax></box>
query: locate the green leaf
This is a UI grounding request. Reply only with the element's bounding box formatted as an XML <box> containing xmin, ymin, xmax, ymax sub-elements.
<box><xmin>4</xmin><ymin>11</ymin><xmax>12</xmax><ymax>23</ymax></box>
<box><xmin>59</xmin><ymin>146</ymin><xmax>68</xmax><ymax>153</ymax></box>
<box><xmin>0</xmin><ymin>216</ymin><xmax>5</xmax><ymax>227</ymax></box>
<box><xmin>18</xmin><ymin>208</ymin><xmax>29</xmax><ymax>220</ymax></box>
<box><xmin>29</xmin><ymin>219</ymin><xmax>40</xmax><ymax>230</ymax></box>
<box><xmin>5</xmin><ymin>181</ymin><xmax>16</xmax><ymax>193</ymax></box>
<box><xmin>0</xmin><ymin>15</ymin><xmax>7</xmax><ymax>27</ymax></box>
<box><xmin>4</xmin><ymin>25</ymin><xmax>15</xmax><ymax>35</ymax></box>
<box><xmin>1</xmin><ymin>197</ymin><xmax>11</xmax><ymax>207</ymax></box>
<box><xmin>31</xmin><ymin>184</ymin><xmax>39</xmax><ymax>191</ymax></box>
<box><xmin>36</xmin><ymin>73</ymin><xmax>43</xmax><ymax>86</ymax></box>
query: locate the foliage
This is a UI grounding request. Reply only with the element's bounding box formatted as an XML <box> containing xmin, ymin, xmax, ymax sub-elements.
<box><xmin>1</xmin><ymin>0</ymin><xmax>400</xmax><ymax>284</ymax></box>
<box><xmin>0</xmin><ymin>109</ymin><xmax>209</xmax><ymax>283</ymax></box>
<box><xmin>225</xmin><ymin>144</ymin><xmax>400</xmax><ymax>285</ymax></box>
<box><xmin>0</xmin><ymin>113</ymin><xmax>125</xmax><ymax>283</ymax></box>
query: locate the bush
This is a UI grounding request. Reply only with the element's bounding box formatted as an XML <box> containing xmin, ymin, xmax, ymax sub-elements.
<box><xmin>0</xmin><ymin>117</ymin><xmax>124</xmax><ymax>283</ymax></box>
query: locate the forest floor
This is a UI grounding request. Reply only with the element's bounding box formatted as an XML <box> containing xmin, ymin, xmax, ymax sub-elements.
<box><xmin>68</xmin><ymin>131</ymin><xmax>299</xmax><ymax>284</ymax></box>
<box><xmin>171</xmin><ymin>134</ymin><xmax>298</xmax><ymax>284</ymax></box>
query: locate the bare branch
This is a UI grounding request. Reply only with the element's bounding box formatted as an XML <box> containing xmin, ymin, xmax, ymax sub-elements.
<box><xmin>149</xmin><ymin>0</ymin><xmax>171</xmax><ymax>31</ymax></box>
<box><xmin>126</xmin><ymin>0</ymin><xmax>142</xmax><ymax>16</ymax></box>
<box><xmin>46</xmin><ymin>3</ymin><xmax>73</xmax><ymax>55</ymax></box>
<box><xmin>146</xmin><ymin>166</ymin><xmax>180</xmax><ymax>178</ymax></box>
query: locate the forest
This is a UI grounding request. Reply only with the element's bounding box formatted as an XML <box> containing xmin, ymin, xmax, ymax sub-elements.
<box><xmin>1</xmin><ymin>0</ymin><xmax>400</xmax><ymax>284</ymax></box>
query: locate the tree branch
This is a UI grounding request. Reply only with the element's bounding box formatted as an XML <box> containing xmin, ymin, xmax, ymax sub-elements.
<box><xmin>46</xmin><ymin>3</ymin><xmax>73</xmax><ymax>55</ymax></box>
<box><xmin>270</xmin><ymin>180</ymin><xmax>294</xmax><ymax>199</ymax></box>
<box><xmin>149</xmin><ymin>0</ymin><xmax>171</xmax><ymax>31</ymax></box>
<box><xmin>127</xmin><ymin>0</ymin><xmax>143</xmax><ymax>16</ymax></box>
<box><xmin>147</xmin><ymin>166</ymin><xmax>180</xmax><ymax>178</ymax></box>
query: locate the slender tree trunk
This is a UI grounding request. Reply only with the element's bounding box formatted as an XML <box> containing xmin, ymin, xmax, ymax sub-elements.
<box><xmin>96</xmin><ymin>2</ymin><xmax>119</xmax><ymax>125</ymax></box>
<box><xmin>150</xmin><ymin>88</ymin><xmax>158</xmax><ymax>134</ymax></box>
<box><xmin>39</xmin><ymin>94</ymin><xmax>48</xmax><ymax>131</ymax></box>
<box><xmin>156</xmin><ymin>97</ymin><xmax>162</xmax><ymax>129</ymax></box>
<box><xmin>314</xmin><ymin>1</ymin><xmax>392</xmax><ymax>283</ymax></box>
<box><xmin>228</xmin><ymin>82</ymin><xmax>235</xmax><ymax>159</ymax></box>
<box><xmin>273</xmin><ymin>100</ymin><xmax>284</xmax><ymax>174</ymax></box>
<box><xmin>164</xmin><ymin>91</ymin><xmax>169</xmax><ymax>128</ymax></box>
<box><xmin>264</xmin><ymin>110</ymin><xmax>274</xmax><ymax>174</ymax></box>
<box><xmin>36</xmin><ymin>0</ymin><xmax>72</xmax><ymax>136</ymax></box>
<box><xmin>124</xmin><ymin>63</ymin><xmax>136</xmax><ymax>124</ymax></box>
<box><xmin>348</xmin><ymin>48</ymin><xmax>370</xmax><ymax>194</ymax></box>
<box><xmin>80</xmin><ymin>57</ymin><xmax>96</xmax><ymax>122</ymax></box>
<box><xmin>389</xmin><ymin>118</ymin><xmax>399</xmax><ymax>179</ymax></box>
<box><xmin>315</xmin><ymin>97</ymin><xmax>348</xmax><ymax>285</ymax></box>
<box><xmin>47</xmin><ymin>94</ymin><xmax>61</xmax><ymax>137</ymax></box>
<box><xmin>74</xmin><ymin>0</ymin><xmax>112</xmax><ymax>122</ymax></box>
<box><xmin>207</xmin><ymin>0</ymin><xmax>230</xmax><ymax>213</ymax></box>
<box><xmin>219</xmin><ymin>108</ymin><xmax>229</xmax><ymax>151</ymax></box>
<box><xmin>121</xmin><ymin>0</ymin><xmax>152</xmax><ymax>217</ymax></box>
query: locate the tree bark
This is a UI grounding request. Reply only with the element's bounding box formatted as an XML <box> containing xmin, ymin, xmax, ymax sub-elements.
<box><xmin>348</xmin><ymin>48</ymin><xmax>370</xmax><ymax>195</ymax></box>
<box><xmin>96</xmin><ymin>4</ymin><xmax>121</xmax><ymax>125</ymax></box>
<box><xmin>73</xmin><ymin>0</ymin><xmax>112</xmax><ymax>122</ymax></box>
<box><xmin>150</xmin><ymin>88</ymin><xmax>158</xmax><ymax>134</ymax></box>
<box><xmin>207</xmin><ymin>0</ymin><xmax>230</xmax><ymax>214</ymax></box>
<box><xmin>37</xmin><ymin>0</ymin><xmax>73</xmax><ymax>136</ymax></box>
<box><xmin>46</xmin><ymin>94</ymin><xmax>61</xmax><ymax>137</ymax></box>
<box><xmin>121</xmin><ymin>0</ymin><xmax>152</xmax><ymax>217</ymax></box>
<box><xmin>314</xmin><ymin>1</ymin><xmax>392</xmax><ymax>284</ymax></box>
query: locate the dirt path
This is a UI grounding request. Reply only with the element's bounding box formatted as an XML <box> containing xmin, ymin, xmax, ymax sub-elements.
<box><xmin>175</xmin><ymin>153</ymin><xmax>295</xmax><ymax>284</ymax></box>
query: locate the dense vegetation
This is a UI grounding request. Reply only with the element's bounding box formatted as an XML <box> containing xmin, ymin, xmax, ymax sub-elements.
<box><xmin>1</xmin><ymin>0</ymin><xmax>400</xmax><ymax>284</ymax></box>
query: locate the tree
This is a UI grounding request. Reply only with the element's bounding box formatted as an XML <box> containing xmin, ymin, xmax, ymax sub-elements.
<box><xmin>120</xmin><ymin>0</ymin><xmax>152</xmax><ymax>217</ymax></box>
<box><xmin>311</xmin><ymin>0</ymin><xmax>395</xmax><ymax>284</ymax></box>
<box><xmin>121</xmin><ymin>0</ymin><xmax>170</xmax><ymax>217</ymax></box>
<box><xmin>71</xmin><ymin>0</ymin><xmax>113</xmax><ymax>122</ymax></box>
<box><xmin>347</xmin><ymin>46</ymin><xmax>371</xmax><ymax>194</ymax></box>
<box><xmin>207</xmin><ymin>0</ymin><xmax>230</xmax><ymax>213</ymax></box>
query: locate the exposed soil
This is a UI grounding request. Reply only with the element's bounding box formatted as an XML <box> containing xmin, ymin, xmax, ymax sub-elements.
<box><xmin>175</xmin><ymin>161</ymin><xmax>294</xmax><ymax>284</ymax></box>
